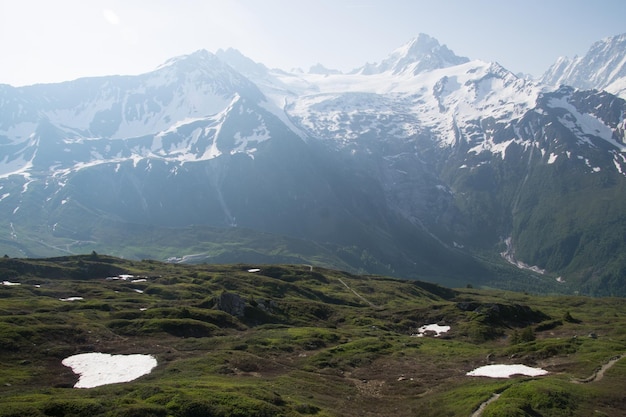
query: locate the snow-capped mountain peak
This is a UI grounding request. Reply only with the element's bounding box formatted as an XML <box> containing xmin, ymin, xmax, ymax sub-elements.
<box><xmin>155</xmin><ymin>49</ymin><xmax>217</xmax><ymax>71</ymax></box>
<box><xmin>0</xmin><ymin>46</ymin><xmax>275</xmax><ymax>180</ymax></box>
<box><xmin>152</xmin><ymin>49</ymin><xmax>259</xmax><ymax>92</ymax></box>
<box><xmin>357</xmin><ymin>33</ymin><xmax>470</xmax><ymax>76</ymax></box>
<box><xmin>283</xmin><ymin>59</ymin><xmax>540</xmax><ymax>151</ymax></box>
<box><xmin>215</xmin><ymin>48</ymin><xmax>269</xmax><ymax>79</ymax></box>
<box><xmin>541</xmin><ymin>33</ymin><xmax>626</xmax><ymax>98</ymax></box>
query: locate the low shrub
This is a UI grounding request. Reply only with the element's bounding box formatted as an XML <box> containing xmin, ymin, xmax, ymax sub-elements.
<box><xmin>143</xmin><ymin>319</ymin><xmax>219</xmax><ymax>338</ymax></box>
<box><xmin>112</xmin><ymin>405</ymin><xmax>168</xmax><ymax>417</ymax></box>
<box><xmin>0</xmin><ymin>405</ymin><xmax>45</xmax><ymax>417</ymax></box>
<box><xmin>43</xmin><ymin>399</ymin><xmax>106</xmax><ymax>417</ymax></box>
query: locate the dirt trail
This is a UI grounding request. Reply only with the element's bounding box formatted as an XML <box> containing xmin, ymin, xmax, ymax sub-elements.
<box><xmin>337</xmin><ymin>278</ymin><xmax>378</xmax><ymax>308</ymax></box>
<box><xmin>471</xmin><ymin>393</ymin><xmax>501</xmax><ymax>417</ymax></box>
<box><xmin>574</xmin><ymin>353</ymin><xmax>625</xmax><ymax>383</ymax></box>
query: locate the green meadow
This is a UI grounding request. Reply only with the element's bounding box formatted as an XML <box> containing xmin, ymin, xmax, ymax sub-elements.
<box><xmin>0</xmin><ymin>255</ymin><xmax>624</xmax><ymax>416</ymax></box>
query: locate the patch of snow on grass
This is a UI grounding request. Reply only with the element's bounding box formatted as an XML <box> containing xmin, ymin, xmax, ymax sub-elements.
<box><xmin>107</xmin><ymin>274</ymin><xmax>135</xmax><ymax>281</ymax></box>
<box><xmin>467</xmin><ymin>364</ymin><xmax>548</xmax><ymax>378</ymax></box>
<box><xmin>59</xmin><ymin>297</ymin><xmax>84</xmax><ymax>301</ymax></box>
<box><xmin>412</xmin><ymin>323</ymin><xmax>450</xmax><ymax>337</ymax></box>
<box><xmin>2</xmin><ymin>281</ymin><xmax>21</xmax><ymax>286</ymax></box>
<box><xmin>248</xmin><ymin>268</ymin><xmax>261</xmax><ymax>273</ymax></box>
<box><xmin>62</xmin><ymin>353</ymin><xmax>157</xmax><ymax>388</ymax></box>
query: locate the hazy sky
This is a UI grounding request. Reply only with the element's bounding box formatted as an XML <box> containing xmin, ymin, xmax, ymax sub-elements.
<box><xmin>1</xmin><ymin>0</ymin><xmax>625</xmax><ymax>86</ymax></box>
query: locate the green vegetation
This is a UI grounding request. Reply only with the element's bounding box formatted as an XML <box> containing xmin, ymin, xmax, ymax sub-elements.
<box><xmin>0</xmin><ymin>255</ymin><xmax>625</xmax><ymax>416</ymax></box>
<box><xmin>0</xmin><ymin>208</ymin><xmax>573</xmax><ymax>295</ymax></box>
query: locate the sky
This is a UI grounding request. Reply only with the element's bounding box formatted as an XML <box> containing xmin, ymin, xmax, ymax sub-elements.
<box><xmin>1</xmin><ymin>0</ymin><xmax>625</xmax><ymax>87</ymax></box>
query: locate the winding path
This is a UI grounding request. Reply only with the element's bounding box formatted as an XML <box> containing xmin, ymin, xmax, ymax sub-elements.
<box><xmin>470</xmin><ymin>393</ymin><xmax>501</xmax><ymax>417</ymax></box>
<box><xmin>337</xmin><ymin>277</ymin><xmax>378</xmax><ymax>308</ymax></box>
<box><xmin>573</xmin><ymin>353</ymin><xmax>625</xmax><ymax>383</ymax></box>
<box><xmin>471</xmin><ymin>353</ymin><xmax>625</xmax><ymax>416</ymax></box>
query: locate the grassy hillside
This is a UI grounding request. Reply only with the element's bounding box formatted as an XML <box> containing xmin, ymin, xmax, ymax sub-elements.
<box><xmin>0</xmin><ymin>255</ymin><xmax>625</xmax><ymax>416</ymax></box>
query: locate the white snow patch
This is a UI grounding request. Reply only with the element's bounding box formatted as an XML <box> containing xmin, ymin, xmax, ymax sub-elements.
<box><xmin>62</xmin><ymin>352</ymin><xmax>157</xmax><ymax>388</ymax></box>
<box><xmin>0</xmin><ymin>122</ymin><xmax>37</xmax><ymax>144</ymax></box>
<box><xmin>547</xmin><ymin>153</ymin><xmax>558</xmax><ymax>164</ymax></box>
<box><xmin>606</xmin><ymin>77</ymin><xmax>626</xmax><ymax>99</ymax></box>
<box><xmin>548</xmin><ymin>97</ymin><xmax>626</xmax><ymax>151</ymax></box>
<box><xmin>156</xmin><ymin>117</ymin><xmax>208</xmax><ymax>137</ymax></box>
<box><xmin>230</xmin><ymin>124</ymin><xmax>271</xmax><ymax>157</ymax></box>
<box><xmin>107</xmin><ymin>274</ymin><xmax>135</xmax><ymax>281</ymax></box>
<box><xmin>467</xmin><ymin>364</ymin><xmax>548</xmax><ymax>378</ymax></box>
<box><xmin>2</xmin><ymin>281</ymin><xmax>21</xmax><ymax>286</ymax></box>
<box><xmin>490</xmin><ymin>139</ymin><xmax>515</xmax><ymax>159</ymax></box>
<box><xmin>411</xmin><ymin>323</ymin><xmax>451</xmax><ymax>337</ymax></box>
<box><xmin>59</xmin><ymin>297</ymin><xmax>84</xmax><ymax>302</ymax></box>
<box><xmin>203</xmin><ymin>135</ymin><xmax>222</xmax><ymax>160</ymax></box>
<box><xmin>614</xmin><ymin>152</ymin><xmax>626</xmax><ymax>175</ymax></box>
<box><xmin>248</xmin><ymin>268</ymin><xmax>261</xmax><ymax>273</ymax></box>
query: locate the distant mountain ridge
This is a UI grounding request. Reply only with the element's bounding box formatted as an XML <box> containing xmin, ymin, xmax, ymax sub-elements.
<box><xmin>541</xmin><ymin>33</ymin><xmax>626</xmax><ymax>98</ymax></box>
<box><xmin>1</xmin><ymin>33</ymin><xmax>626</xmax><ymax>295</ymax></box>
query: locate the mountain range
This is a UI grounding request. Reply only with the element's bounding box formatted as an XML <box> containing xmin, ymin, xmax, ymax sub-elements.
<box><xmin>1</xmin><ymin>33</ymin><xmax>625</xmax><ymax>295</ymax></box>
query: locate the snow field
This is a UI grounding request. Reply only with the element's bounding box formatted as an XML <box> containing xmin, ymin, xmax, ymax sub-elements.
<box><xmin>62</xmin><ymin>353</ymin><xmax>157</xmax><ymax>388</ymax></box>
<box><xmin>466</xmin><ymin>364</ymin><xmax>548</xmax><ymax>378</ymax></box>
